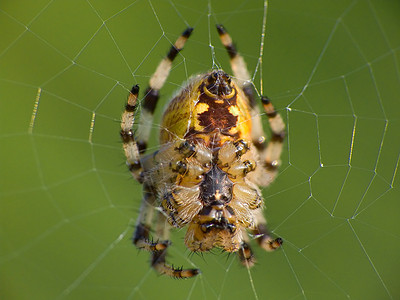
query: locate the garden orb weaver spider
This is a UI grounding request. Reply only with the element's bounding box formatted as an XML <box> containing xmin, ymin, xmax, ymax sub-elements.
<box><xmin>120</xmin><ymin>25</ymin><xmax>285</xmax><ymax>278</ymax></box>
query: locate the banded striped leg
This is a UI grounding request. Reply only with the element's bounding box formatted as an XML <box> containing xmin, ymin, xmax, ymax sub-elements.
<box><xmin>238</xmin><ymin>229</ymin><xmax>256</xmax><ymax>267</ymax></box>
<box><xmin>217</xmin><ymin>23</ymin><xmax>283</xmax><ymax>257</ymax></box>
<box><xmin>151</xmin><ymin>211</ymin><xmax>200</xmax><ymax>278</ymax></box>
<box><xmin>260</xmin><ymin>96</ymin><xmax>285</xmax><ymax>183</ymax></box>
<box><xmin>216</xmin><ymin>24</ymin><xmax>285</xmax><ymax>184</ymax></box>
<box><xmin>216</xmin><ymin>24</ymin><xmax>267</xmax><ymax>152</ymax></box>
<box><xmin>133</xmin><ymin>188</ymin><xmax>170</xmax><ymax>253</ymax></box>
<box><xmin>121</xmin><ymin>85</ymin><xmax>142</xmax><ymax>181</ymax></box>
<box><xmin>252</xmin><ymin>209</ymin><xmax>283</xmax><ymax>252</ymax></box>
<box><xmin>133</xmin><ymin>185</ymin><xmax>199</xmax><ymax>278</ymax></box>
<box><xmin>238</xmin><ymin>210</ymin><xmax>282</xmax><ymax>267</ymax></box>
<box><xmin>136</xmin><ymin>27</ymin><xmax>193</xmax><ymax>154</ymax></box>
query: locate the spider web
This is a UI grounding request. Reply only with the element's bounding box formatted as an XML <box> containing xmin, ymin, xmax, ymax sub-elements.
<box><xmin>1</xmin><ymin>0</ymin><xmax>400</xmax><ymax>299</ymax></box>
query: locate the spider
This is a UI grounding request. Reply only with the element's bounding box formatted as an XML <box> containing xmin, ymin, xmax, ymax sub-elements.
<box><xmin>120</xmin><ymin>25</ymin><xmax>285</xmax><ymax>278</ymax></box>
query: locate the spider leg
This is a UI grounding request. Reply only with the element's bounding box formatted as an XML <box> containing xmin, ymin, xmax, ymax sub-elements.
<box><xmin>136</xmin><ymin>27</ymin><xmax>193</xmax><ymax>155</ymax></box>
<box><xmin>216</xmin><ymin>24</ymin><xmax>285</xmax><ymax>185</ymax></box>
<box><xmin>252</xmin><ymin>209</ymin><xmax>282</xmax><ymax>252</ymax></box>
<box><xmin>237</xmin><ymin>215</ymin><xmax>282</xmax><ymax>266</ymax></box>
<box><xmin>260</xmin><ymin>96</ymin><xmax>285</xmax><ymax>184</ymax></box>
<box><xmin>237</xmin><ymin>229</ymin><xmax>256</xmax><ymax>268</ymax></box>
<box><xmin>216</xmin><ymin>24</ymin><xmax>267</xmax><ymax>153</ymax></box>
<box><xmin>151</xmin><ymin>211</ymin><xmax>200</xmax><ymax>278</ymax></box>
<box><xmin>121</xmin><ymin>85</ymin><xmax>143</xmax><ymax>181</ymax></box>
<box><xmin>133</xmin><ymin>187</ymin><xmax>170</xmax><ymax>252</ymax></box>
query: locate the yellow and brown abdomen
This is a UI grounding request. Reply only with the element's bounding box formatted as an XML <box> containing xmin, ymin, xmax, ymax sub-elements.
<box><xmin>160</xmin><ymin>71</ymin><xmax>252</xmax><ymax>147</ymax></box>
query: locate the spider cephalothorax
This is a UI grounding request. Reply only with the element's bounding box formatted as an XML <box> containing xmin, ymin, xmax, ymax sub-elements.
<box><xmin>120</xmin><ymin>25</ymin><xmax>285</xmax><ymax>278</ymax></box>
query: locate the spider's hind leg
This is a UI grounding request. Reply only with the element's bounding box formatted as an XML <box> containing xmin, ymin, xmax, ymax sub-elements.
<box><xmin>151</xmin><ymin>211</ymin><xmax>200</xmax><ymax>279</ymax></box>
<box><xmin>133</xmin><ymin>189</ymin><xmax>199</xmax><ymax>278</ymax></box>
<box><xmin>252</xmin><ymin>209</ymin><xmax>283</xmax><ymax>252</ymax></box>
<box><xmin>237</xmin><ymin>212</ymin><xmax>282</xmax><ymax>267</ymax></box>
<box><xmin>133</xmin><ymin>189</ymin><xmax>170</xmax><ymax>252</ymax></box>
<box><xmin>237</xmin><ymin>229</ymin><xmax>256</xmax><ymax>268</ymax></box>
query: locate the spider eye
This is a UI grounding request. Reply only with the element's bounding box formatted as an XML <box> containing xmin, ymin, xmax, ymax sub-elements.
<box><xmin>201</xmin><ymin>223</ymin><xmax>213</xmax><ymax>233</ymax></box>
<box><xmin>223</xmin><ymin>73</ymin><xmax>231</xmax><ymax>84</ymax></box>
<box><xmin>207</xmin><ymin>72</ymin><xmax>218</xmax><ymax>84</ymax></box>
<box><xmin>227</xmin><ymin>223</ymin><xmax>236</xmax><ymax>233</ymax></box>
<box><xmin>205</xmin><ymin>71</ymin><xmax>234</xmax><ymax>96</ymax></box>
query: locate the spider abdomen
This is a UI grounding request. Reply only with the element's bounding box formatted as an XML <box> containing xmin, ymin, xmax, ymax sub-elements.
<box><xmin>160</xmin><ymin>70</ymin><xmax>252</xmax><ymax>148</ymax></box>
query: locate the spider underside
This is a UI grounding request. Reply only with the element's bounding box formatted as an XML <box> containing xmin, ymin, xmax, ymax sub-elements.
<box><xmin>120</xmin><ymin>25</ymin><xmax>285</xmax><ymax>278</ymax></box>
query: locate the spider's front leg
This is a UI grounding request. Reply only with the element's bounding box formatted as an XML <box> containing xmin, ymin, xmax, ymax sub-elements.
<box><xmin>121</xmin><ymin>27</ymin><xmax>193</xmax><ymax>180</ymax></box>
<box><xmin>216</xmin><ymin>24</ymin><xmax>266</xmax><ymax>152</ymax></box>
<box><xmin>151</xmin><ymin>211</ymin><xmax>200</xmax><ymax>278</ymax></box>
<box><xmin>135</xmin><ymin>27</ymin><xmax>193</xmax><ymax>156</ymax></box>
<box><xmin>216</xmin><ymin>23</ymin><xmax>286</xmax><ymax>178</ymax></box>
<box><xmin>120</xmin><ymin>85</ymin><xmax>143</xmax><ymax>182</ymax></box>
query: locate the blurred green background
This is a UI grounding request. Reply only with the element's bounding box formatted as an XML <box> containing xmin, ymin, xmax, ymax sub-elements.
<box><xmin>1</xmin><ymin>0</ymin><xmax>399</xmax><ymax>299</ymax></box>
